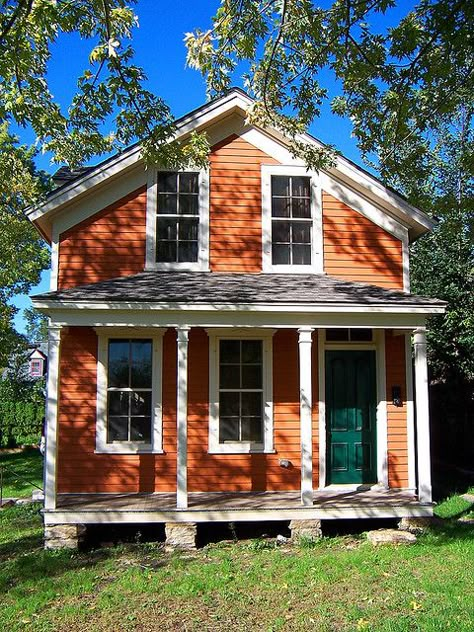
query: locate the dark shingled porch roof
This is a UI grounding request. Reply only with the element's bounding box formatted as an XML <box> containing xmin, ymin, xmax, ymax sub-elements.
<box><xmin>33</xmin><ymin>272</ymin><xmax>445</xmax><ymax>309</ymax></box>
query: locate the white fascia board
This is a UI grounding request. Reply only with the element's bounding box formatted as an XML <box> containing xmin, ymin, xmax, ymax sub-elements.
<box><xmin>31</xmin><ymin>299</ymin><xmax>445</xmax><ymax>315</ymax></box>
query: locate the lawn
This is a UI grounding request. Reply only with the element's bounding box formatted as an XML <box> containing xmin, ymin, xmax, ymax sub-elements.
<box><xmin>0</xmin><ymin>448</ymin><xmax>43</xmax><ymax>499</ymax></box>
<box><xmin>0</xmin><ymin>495</ymin><xmax>473</xmax><ymax>631</ymax></box>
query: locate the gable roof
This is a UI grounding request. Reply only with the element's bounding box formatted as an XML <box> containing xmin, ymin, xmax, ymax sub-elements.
<box><xmin>32</xmin><ymin>271</ymin><xmax>445</xmax><ymax>313</ymax></box>
<box><xmin>26</xmin><ymin>88</ymin><xmax>435</xmax><ymax>242</ymax></box>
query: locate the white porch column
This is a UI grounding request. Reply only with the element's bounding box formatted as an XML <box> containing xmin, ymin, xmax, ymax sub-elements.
<box><xmin>44</xmin><ymin>324</ymin><xmax>62</xmax><ymax>510</ymax></box>
<box><xmin>298</xmin><ymin>327</ymin><xmax>314</xmax><ymax>506</ymax></box>
<box><xmin>414</xmin><ymin>328</ymin><xmax>432</xmax><ymax>503</ymax></box>
<box><xmin>176</xmin><ymin>326</ymin><xmax>190</xmax><ymax>509</ymax></box>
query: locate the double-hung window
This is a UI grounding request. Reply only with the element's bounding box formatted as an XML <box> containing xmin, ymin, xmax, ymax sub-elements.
<box><xmin>146</xmin><ymin>169</ymin><xmax>209</xmax><ymax>270</ymax></box>
<box><xmin>262</xmin><ymin>165</ymin><xmax>322</xmax><ymax>272</ymax></box>
<box><xmin>209</xmin><ymin>332</ymin><xmax>274</xmax><ymax>454</ymax></box>
<box><xmin>96</xmin><ymin>332</ymin><xmax>163</xmax><ymax>454</ymax></box>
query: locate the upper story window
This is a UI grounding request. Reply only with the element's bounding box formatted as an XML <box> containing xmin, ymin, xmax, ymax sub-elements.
<box><xmin>96</xmin><ymin>331</ymin><xmax>164</xmax><ymax>454</ymax></box>
<box><xmin>29</xmin><ymin>358</ymin><xmax>44</xmax><ymax>377</ymax></box>
<box><xmin>146</xmin><ymin>169</ymin><xmax>209</xmax><ymax>271</ymax></box>
<box><xmin>262</xmin><ymin>165</ymin><xmax>322</xmax><ymax>273</ymax></box>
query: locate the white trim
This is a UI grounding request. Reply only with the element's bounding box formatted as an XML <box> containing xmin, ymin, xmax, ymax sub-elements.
<box><xmin>95</xmin><ymin>329</ymin><xmax>164</xmax><ymax>454</ymax></box>
<box><xmin>50</xmin><ymin>224</ymin><xmax>60</xmax><ymax>292</ymax></box>
<box><xmin>405</xmin><ymin>334</ymin><xmax>416</xmax><ymax>490</ymax></box>
<box><xmin>44</xmin><ymin>325</ymin><xmax>62</xmax><ymax>510</ymax></box>
<box><xmin>208</xmin><ymin>329</ymin><xmax>275</xmax><ymax>454</ymax></box>
<box><xmin>145</xmin><ymin>168</ymin><xmax>210</xmax><ymax>272</ymax></box>
<box><xmin>413</xmin><ymin>328</ymin><xmax>432</xmax><ymax>503</ymax></box>
<box><xmin>42</xmin><ymin>310</ymin><xmax>434</xmax><ymax>332</ymax></box>
<box><xmin>402</xmin><ymin>235</ymin><xmax>411</xmax><ymax>292</ymax></box>
<box><xmin>320</xmin><ymin>172</ymin><xmax>407</xmax><ymax>241</ymax></box>
<box><xmin>317</xmin><ymin>329</ymin><xmax>326</xmax><ymax>489</ymax></box>
<box><xmin>33</xmin><ymin>299</ymin><xmax>446</xmax><ymax>316</ymax></box>
<box><xmin>298</xmin><ymin>327</ymin><xmax>314</xmax><ymax>505</ymax></box>
<box><xmin>261</xmin><ymin>164</ymin><xmax>323</xmax><ymax>273</ymax></box>
<box><xmin>176</xmin><ymin>326</ymin><xmax>190</xmax><ymax>509</ymax></box>
<box><xmin>318</xmin><ymin>329</ymin><xmax>389</xmax><ymax>488</ymax></box>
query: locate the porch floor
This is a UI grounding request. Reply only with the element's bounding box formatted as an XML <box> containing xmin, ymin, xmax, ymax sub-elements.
<box><xmin>47</xmin><ymin>489</ymin><xmax>433</xmax><ymax>524</ymax></box>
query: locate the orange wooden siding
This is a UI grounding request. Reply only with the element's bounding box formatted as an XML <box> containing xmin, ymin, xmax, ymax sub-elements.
<box><xmin>323</xmin><ymin>192</ymin><xmax>404</xmax><ymax>289</ymax></box>
<box><xmin>58</xmin><ymin>187</ymin><xmax>147</xmax><ymax>289</ymax></box>
<box><xmin>385</xmin><ymin>331</ymin><xmax>409</xmax><ymax>488</ymax></box>
<box><xmin>209</xmin><ymin>135</ymin><xmax>278</xmax><ymax>272</ymax></box>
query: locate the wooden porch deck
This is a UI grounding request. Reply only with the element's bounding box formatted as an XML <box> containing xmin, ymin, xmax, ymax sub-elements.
<box><xmin>46</xmin><ymin>489</ymin><xmax>433</xmax><ymax>524</ymax></box>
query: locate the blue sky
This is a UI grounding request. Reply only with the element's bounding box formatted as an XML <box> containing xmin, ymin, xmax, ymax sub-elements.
<box><xmin>13</xmin><ymin>0</ymin><xmax>410</xmax><ymax>333</ymax></box>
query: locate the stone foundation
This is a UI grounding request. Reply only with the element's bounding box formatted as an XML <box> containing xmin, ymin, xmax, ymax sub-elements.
<box><xmin>44</xmin><ymin>523</ymin><xmax>86</xmax><ymax>550</ymax></box>
<box><xmin>398</xmin><ymin>516</ymin><xmax>435</xmax><ymax>533</ymax></box>
<box><xmin>165</xmin><ymin>522</ymin><xmax>197</xmax><ymax>551</ymax></box>
<box><xmin>289</xmin><ymin>519</ymin><xmax>322</xmax><ymax>542</ymax></box>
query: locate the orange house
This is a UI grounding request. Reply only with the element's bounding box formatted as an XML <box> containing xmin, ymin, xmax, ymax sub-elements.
<box><xmin>29</xmin><ymin>90</ymin><xmax>445</xmax><ymax>549</ymax></box>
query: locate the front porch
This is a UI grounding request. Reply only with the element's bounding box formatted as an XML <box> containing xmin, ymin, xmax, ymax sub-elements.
<box><xmin>45</xmin><ymin>488</ymin><xmax>433</xmax><ymax>525</ymax></box>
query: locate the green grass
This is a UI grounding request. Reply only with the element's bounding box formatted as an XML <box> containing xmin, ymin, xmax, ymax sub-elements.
<box><xmin>0</xmin><ymin>493</ymin><xmax>473</xmax><ymax>631</ymax></box>
<box><xmin>0</xmin><ymin>448</ymin><xmax>43</xmax><ymax>499</ymax></box>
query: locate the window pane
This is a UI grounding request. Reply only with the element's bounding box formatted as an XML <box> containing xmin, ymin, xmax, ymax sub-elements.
<box><xmin>219</xmin><ymin>392</ymin><xmax>240</xmax><ymax>416</ymax></box>
<box><xmin>350</xmin><ymin>329</ymin><xmax>373</xmax><ymax>341</ymax></box>
<box><xmin>220</xmin><ymin>364</ymin><xmax>240</xmax><ymax>389</ymax></box>
<box><xmin>272</xmin><ymin>244</ymin><xmax>290</xmax><ymax>265</ymax></box>
<box><xmin>272</xmin><ymin>196</ymin><xmax>291</xmax><ymax>218</ymax></box>
<box><xmin>108</xmin><ymin>340</ymin><xmax>129</xmax><ymax>387</ymax></box>
<box><xmin>292</xmin><ymin>244</ymin><xmax>311</xmax><ymax>265</ymax></box>
<box><xmin>156</xmin><ymin>218</ymin><xmax>177</xmax><ymax>240</ymax></box>
<box><xmin>131</xmin><ymin>340</ymin><xmax>152</xmax><ymax>388</ymax></box>
<box><xmin>220</xmin><ymin>340</ymin><xmax>240</xmax><ymax>363</ymax></box>
<box><xmin>156</xmin><ymin>241</ymin><xmax>177</xmax><ymax>263</ymax></box>
<box><xmin>130</xmin><ymin>391</ymin><xmax>152</xmax><ymax>416</ymax></box>
<box><xmin>292</xmin><ymin>222</ymin><xmax>311</xmax><ymax>243</ymax></box>
<box><xmin>326</xmin><ymin>329</ymin><xmax>350</xmax><ymax>341</ymax></box>
<box><xmin>220</xmin><ymin>418</ymin><xmax>239</xmax><ymax>442</ymax></box>
<box><xmin>178</xmin><ymin>218</ymin><xmax>199</xmax><ymax>241</ymax></box>
<box><xmin>157</xmin><ymin>193</ymin><xmax>177</xmax><ymax>214</ymax></box>
<box><xmin>272</xmin><ymin>176</ymin><xmax>290</xmax><ymax>197</ymax></box>
<box><xmin>241</xmin><ymin>340</ymin><xmax>262</xmax><ymax>364</ymax></box>
<box><xmin>292</xmin><ymin>197</ymin><xmax>311</xmax><ymax>218</ymax></box>
<box><xmin>272</xmin><ymin>221</ymin><xmax>290</xmax><ymax>243</ymax></box>
<box><xmin>179</xmin><ymin>172</ymin><xmax>199</xmax><ymax>193</ymax></box>
<box><xmin>157</xmin><ymin>172</ymin><xmax>177</xmax><ymax>192</ymax></box>
<box><xmin>241</xmin><ymin>418</ymin><xmax>263</xmax><ymax>442</ymax></box>
<box><xmin>130</xmin><ymin>417</ymin><xmax>151</xmax><ymax>443</ymax></box>
<box><xmin>108</xmin><ymin>391</ymin><xmax>129</xmax><ymax>416</ymax></box>
<box><xmin>178</xmin><ymin>241</ymin><xmax>198</xmax><ymax>263</ymax></box>
<box><xmin>241</xmin><ymin>392</ymin><xmax>262</xmax><ymax>417</ymax></box>
<box><xmin>108</xmin><ymin>417</ymin><xmax>128</xmax><ymax>442</ymax></box>
<box><xmin>242</xmin><ymin>365</ymin><xmax>262</xmax><ymax>389</ymax></box>
<box><xmin>179</xmin><ymin>194</ymin><xmax>199</xmax><ymax>215</ymax></box>
<box><xmin>292</xmin><ymin>176</ymin><xmax>310</xmax><ymax>197</ymax></box>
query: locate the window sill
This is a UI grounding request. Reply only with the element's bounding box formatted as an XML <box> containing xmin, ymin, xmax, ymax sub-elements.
<box><xmin>145</xmin><ymin>262</ymin><xmax>210</xmax><ymax>272</ymax></box>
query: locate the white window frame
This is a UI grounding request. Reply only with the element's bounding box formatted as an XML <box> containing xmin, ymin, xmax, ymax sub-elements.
<box><xmin>208</xmin><ymin>329</ymin><xmax>275</xmax><ymax>454</ymax></box>
<box><xmin>262</xmin><ymin>164</ymin><xmax>323</xmax><ymax>273</ymax></box>
<box><xmin>30</xmin><ymin>358</ymin><xmax>44</xmax><ymax>377</ymax></box>
<box><xmin>145</xmin><ymin>167</ymin><xmax>210</xmax><ymax>271</ymax></box>
<box><xmin>95</xmin><ymin>329</ymin><xmax>164</xmax><ymax>454</ymax></box>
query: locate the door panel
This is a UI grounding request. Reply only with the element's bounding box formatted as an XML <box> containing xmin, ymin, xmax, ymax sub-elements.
<box><xmin>326</xmin><ymin>350</ymin><xmax>377</xmax><ymax>484</ymax></box>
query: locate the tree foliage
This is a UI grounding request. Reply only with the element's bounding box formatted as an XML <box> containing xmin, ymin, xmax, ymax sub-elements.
<box><xmin>187</xmin><ymin>0</ymin><xmax>473</xmax><ymax>178</ymax></box>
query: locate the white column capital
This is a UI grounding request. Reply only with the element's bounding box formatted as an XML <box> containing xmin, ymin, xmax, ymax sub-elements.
<box><xmin>298</xmin><ymin>327</ymin><xmax>315</xmax><ymax>344</ymax></box>
<box><xmin>413</xmin><ymin>328</ymin><xmax>427</xmax><ymax>345</ymax></box>
<box><xmin>177</xmin><ymin>325</ymin><xmax>191</xmax><ymax>344</ymax></box>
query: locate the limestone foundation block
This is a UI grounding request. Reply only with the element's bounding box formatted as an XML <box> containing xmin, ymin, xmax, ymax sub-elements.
<box><xmin>398</xmin><ymin>516</ymin><xmax>434</xmax><ymax>533</ymax></box>
<box><xmin>289</xmin><ymin>519</ymin><xmax>322</xmax><ymax>541</ymax></box>
<box><xmin>44</xmin><ymin>523</ymin><xmax>86</xmax><ymax>550</ymax></box>
<box><xmin>367</xmin><ymin>528</ymin><xmax>416</xmax><ymax>545</ymax></box>
<box><xmin>165</xmin><ymin>522</ymin><xmax>197</xmax><ymax>551</ymax></box>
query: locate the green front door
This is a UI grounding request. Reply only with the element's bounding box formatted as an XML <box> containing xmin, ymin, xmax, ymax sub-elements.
<box><xmin>326</xmin><ymin>350</ymin><xmax>377</xmax><ymax>485</ymax></box>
